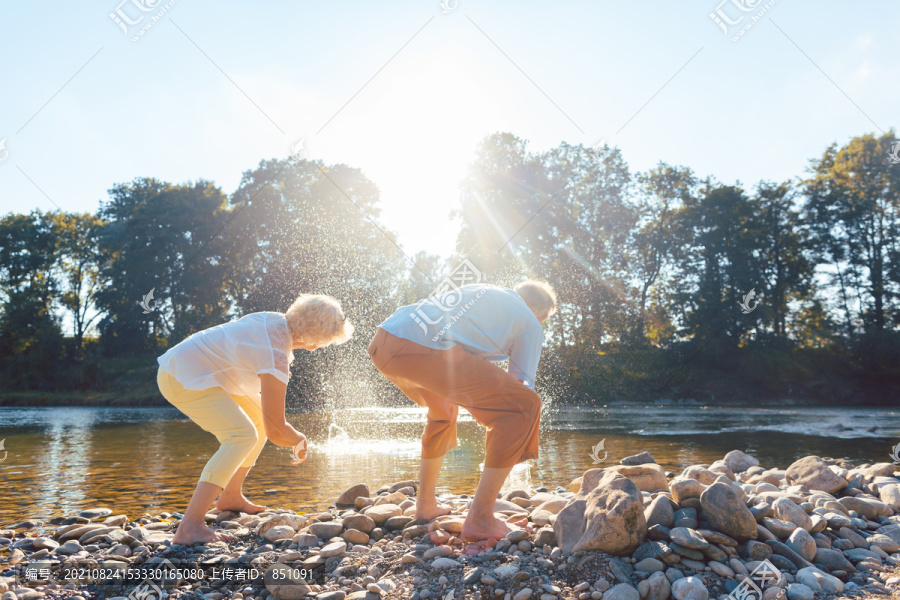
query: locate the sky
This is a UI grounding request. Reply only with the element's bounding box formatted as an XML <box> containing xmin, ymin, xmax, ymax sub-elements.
<box><xmin>0</xmin><ymin>0</ymin><xmax>897</xmax><ymax>258</ymax></box>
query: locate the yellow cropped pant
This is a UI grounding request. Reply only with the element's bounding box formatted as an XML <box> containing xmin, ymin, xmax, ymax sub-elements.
<box><xmin>157</xmin><ymin>368</ymin><xmax>267</xmax><ymax>488</ymax></box>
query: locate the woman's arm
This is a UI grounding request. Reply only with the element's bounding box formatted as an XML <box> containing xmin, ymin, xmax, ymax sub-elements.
<box><xmin>260</xmin><ymin>374</ymin><xmax>306</xmax><ymax>448</ymax></box>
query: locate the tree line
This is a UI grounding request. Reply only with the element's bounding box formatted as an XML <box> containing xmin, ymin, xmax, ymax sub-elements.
<box><xmin>0</xmin><ymin>131</ymin><xmax>897</xmax><ymax>406</ymax></box>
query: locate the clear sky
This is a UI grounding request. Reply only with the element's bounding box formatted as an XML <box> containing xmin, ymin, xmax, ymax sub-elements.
<box><xmin>1</xmin><ymin>0</ymin><xmax>896</xmax><ymax>258</ymax></box>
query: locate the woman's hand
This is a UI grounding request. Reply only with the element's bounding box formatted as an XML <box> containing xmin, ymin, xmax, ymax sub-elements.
<box><xmin>290</xmin><ymin>434</ymin><xmax>308</xmax><ymax>465</ymax></box>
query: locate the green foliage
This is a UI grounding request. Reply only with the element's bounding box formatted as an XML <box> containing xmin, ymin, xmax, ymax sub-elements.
<box><xmin>0</xmin><ymin>131</ymin><xmax>898</xmax><ymax>405</ymax></box>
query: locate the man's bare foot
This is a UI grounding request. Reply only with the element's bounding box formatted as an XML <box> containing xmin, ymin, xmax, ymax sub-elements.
<box><xmin>215</xmin><ymin>493</ymin><xmax>267</xmax><ymax>514</ymax></box>
<box><xmin>461</xmin><ymin>514</ymin><xmax>519</xmax><ymax>542</ymax></box>
<box><xmin>172</xmin><ymin>523</ymin><xmax>233</xmax><ymax>546</ymax></box>
<box><xmin>415</xmin><ymin>499</ymin><xmax>452</xmax><ymax>521</ymax></box>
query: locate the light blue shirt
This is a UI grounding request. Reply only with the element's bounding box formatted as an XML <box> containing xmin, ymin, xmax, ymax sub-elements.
<box><xmin>379</xmin><ymin>284</ymin><xmax>545</xmax><ymax>388</ymax></box>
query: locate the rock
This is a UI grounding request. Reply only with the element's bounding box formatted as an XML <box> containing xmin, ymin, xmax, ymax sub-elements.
<box><xmin>671</xmin><ymin>576</ymin><xmax>708</xmax><ymax>600</ymax></box>
<box><xmin>766</xmin><ymin>539</ymin><xmax>813</xmax><ymax>570</ymax></box>
<box><xmin>342</xmin><ymin>514</ymin><xmax>376</xmax><ymax>533</ymax></box>
<box><xmin>784</xmin><ymin>457</ymin><xmax>848</xmax><ymax>494</ymax></box>
<box><xmin>259</xmin><ymin>514</ymin><xmax>308</xmax><ymax>537</ymax></box>
<box><xmin>494</xmin><ymin>565</ymin><xmax>519</xmax><ymax>579</ymax></box>
<box><xmin>708</xmin><ymin>460</ymin><xmax>735</xmax><ymax>481</ymax></box>
<box><xmin>603</xmin><ymin>583</ymin><xmax>640</xmax><ymax>600</ymax></box>
<box><xmin>700</xmin><ymin>482</ymin><xmax>757</xmax><ymax>542</ymax></box>
<box><xmin>533</xmin><ymin>527</ymin><xmax>556</xmax><ymax>547</ymax></box>
<box><xmin>673</xmin><ymin>508</ymin><xmax>698</xmax><ymax>529</ymax></box>
<box><xmin>633</xmin><ymin>541</ymin><xmax>672</xmax><ymax>561</ymax></box>
<box><xmin>697</xmin><ymin>529</ymin><xmax>736</xmax><ymax>546</ymax></box>
<box><xmin>292</xmin><ymin>533</ymin><xmax>318</xmax><ymax>547</ymax></box>
<box><xmin>645</xmin><ymin>571</ymin><xmax>671</xmax><ymax>600</ymax></box>
<box><xmin>634</xmin><ymin>558</ymin><xmax>665</xmax><ymax>573</ymax></box>
<box><xmin>785</xmin><ymin>529</ymin><xmax>816</xmax><ymax>562</ymax></box>
<box><xmin>795</xmin><ymin>567</ymin><xmax>844</xmax><ymax>594</ymax></box>
<box><xmin>423</xmin><ymin>545</ymin><xmax>452</xmax><ymax>559</ymax></box>
<box><xmin>513</xmin><ymin>589</ymin><xmax>533</xmax><ymax>600</ymax></box>
<box><xmin>319</xmin><ymin>541</ymin><xmax>346</xmax><ymax>557</ymax></box>
<box><xmin>772</xmin><ymin>498</ymin><xmax>813</xmax><ymax>532</ymax></box>
<box><xmin>724</xmin><ymin>450</ymin><xmax>759</xmax><ymax>474</ymax></box>
<box><xmin>670</xmin><ymin>528</ymin><xmax>709</xmax><ymax>550</ymax></box>
<box><xmin>879</xmin><ymin>483</ymin><xmax>900</xmax><ymax>510</ymax></box>
<box><xmin>317</xmin><ymin>593</ymin><xmax>346</xmax><ymax>600</ymax></box>
<box><xmin>762</xmin><ymin>518</ymin><xmax>797</xmax><ymax>539</ymax></box>
<box><xmin>708</xmin><ymin>561</ymin><xmax>734</xmax><ymax>577</ymax></box>
<box><xmin>621</xmin><ymin>452</ymin><xmax>657</xmax><ymax>466</ymax></box>
<box><xmin>553</xmin><ymin>471</ymin><xmax>647</xmax><ymax>554</ymax></box>
<box><xmin>365</xmin><ymin>504</ymin><xmax>402</xmax><ymax>525</ymax></box>
<box><xmin>383</xmin><ymin>516</ymin><xmax>412</xmax><ymax>531</ymax></box>
<box><xmin>670</xmin><ymin>542</ymin><xmax>704</xmax><ymax>561</ymax></box>
<box><xmin>309</xmin><ymin>522</ymin><xmax>343</xmax><ymax>539</ymax></box>
<box><xmin>786</xmin><ymin>583</ymin><xmax>814</xmax><ymax>600</ymax></box>
<box><xmin>79</xmin><ymin>508</ymin><xmax>113</xmax><ymax>519</ymax></box>
<box><xmin>609</xmin><ymin>558</ymin><xmax>634</xmax><ymax>583</ymax></box>
<box><xmin>337</xmin><ymin>484</ymin><xmax>370</xmax><ymax>507</ymax></box>
<box><xmin>32</xmin><ymin>537</ymin><xmax>59</xmax><ymax>551</ymax></box>
<box><xmin>670</xmin><ymin>479</ymin><xmax>704</xmax><ymax>504</ymax></box>
<box><xmin>742</xmin><ymin>540</ymin><xmax>773</xmax><ymax>561</ymax></box>
<box><xmin>431</xmin><ymin>557</ymin><xmax>461</xmax><ymax>570</ymax></box>
<box><xmin>578</xmin><ymin>464</ymin><xmax>669</xmax><ymax>494</ymax></box>
<box><xmin>867</xmin><ymin>533</ymin><xmax>900</xmax><ymax>553</ymax></box>
<box><xmin>342</xmin><ymin>529</ymin><xmax>369</xmax><ymax>545</ymax></box>
<box><xmin>644</xmin><ymin>496</ymin><xmax>676</xmax><ymax>528</ymax></box>
<box><xmin>838</xmin><ymin>496</ymin><xmax>891</xmax><ymax>520</ymax></box>
<box><xmin>680</xmin><ymin>466</ymin><xmax>717</xmax><ymax>485</ymax></box>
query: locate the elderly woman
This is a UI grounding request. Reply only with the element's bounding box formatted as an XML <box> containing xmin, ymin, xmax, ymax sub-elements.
<box><xmin>157</xmin><ymin>294</ymin><xmax>353</xmax><ymax>545</ymax></box>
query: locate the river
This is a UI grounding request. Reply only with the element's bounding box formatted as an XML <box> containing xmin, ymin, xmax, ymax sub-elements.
<box><xmin>1</xmin><ymin>404</ymin><xmax>898</xmax><ymax>523</ymax></box>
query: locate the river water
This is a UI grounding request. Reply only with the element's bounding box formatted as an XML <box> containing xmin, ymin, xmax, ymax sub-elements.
<box><xmin>1</xmin><ymin>404</ymin><xmax>898</xmax><ymax>523</ymax></box>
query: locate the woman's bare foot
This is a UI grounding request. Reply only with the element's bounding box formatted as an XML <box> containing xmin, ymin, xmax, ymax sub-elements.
<box><xmin>172</xmin><ymin>523</ymin><xmax>233</xmax><ymax>546</ymax></box>
<box><xmin>461</xmin><ymin>514</ymin><xmax>519</xmax><ymax>542</ymax></box>
<box><xmin>215</xmin><ymin>493</ymin><xmax>267</xmax><ymax>514</ymax></box>
<box><xmin>415</xmin><ymin>498</ymin><xmax>453</xmax><ymax>521</ymax></box>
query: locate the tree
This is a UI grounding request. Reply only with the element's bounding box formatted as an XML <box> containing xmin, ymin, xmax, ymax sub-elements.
<box><xmin>803</xmin><ymin>131</ymin><xmax>900</xmax><ymax>334</ymax></box>
<box><xmin>52</xmin><ymin>212</ymin><xmax>105</xmax><ymax>351</ymax></box>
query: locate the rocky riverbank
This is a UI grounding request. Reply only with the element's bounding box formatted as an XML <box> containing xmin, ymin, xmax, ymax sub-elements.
<box><xmin>2</xmin><ymin>451</ymin><xmax>900</xmax><ymax>600</ymax></box>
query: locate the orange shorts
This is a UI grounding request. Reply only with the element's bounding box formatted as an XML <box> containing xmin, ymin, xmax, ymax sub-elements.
<box><xmin>368</xmin><ymin>328</ymin><xmax>541</xmax><ymax>468</ymax></box>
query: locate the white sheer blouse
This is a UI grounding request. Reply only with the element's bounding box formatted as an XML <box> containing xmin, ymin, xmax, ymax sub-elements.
<box><xmin>157</xmin><ymin>312</ymin><xmax>294</xmax><ymax>398</ymax></box>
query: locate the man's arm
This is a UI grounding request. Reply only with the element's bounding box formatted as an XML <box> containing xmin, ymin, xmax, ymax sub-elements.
<box><xmin>507</xmin><ymin>322</ymin><xmax>544</xmax><ymax>388</ymax></box>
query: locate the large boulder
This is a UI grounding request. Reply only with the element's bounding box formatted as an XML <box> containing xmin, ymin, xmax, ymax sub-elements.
<box><xmin>837</xmin><ymin>496</ymin><xmax>892</xmax><ymax>519</ymax></box>
<box><xmin>785</xmin><ymin>529</ymin><xmax>816</xmax><ymax>562</ymax></box>
<box><xmin>554</xmin><ymin>471</ymin><xmax>647</xmax><ymax>555</ymax></box>
<box><xmin>724</xmin><ymin>450</ymin><xmax>759</xmax><ymax>474</ymax></box>
<box><xmin>670</xmin><ymin>478</ymin><xmax>704</xmax><ymax>504</ymax></box>
<box><xmin>784</xmin><ymin>457</ymin><xmax>847</xmax><ymax>494</ymax></box>
<box><xmin>699</xmin><ymin>482</ymin><xmax>757</xmax><ymax>542</ymax></box>
<box><xmin>578</xmin><ymin>464</ymin><xmax>668</xmax><ymax>494</ymax></box>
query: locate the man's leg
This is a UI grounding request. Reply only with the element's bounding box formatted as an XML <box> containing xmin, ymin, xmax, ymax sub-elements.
<box><xmin>461</xmin><ymin>465</ymin><xmax>516</xmax><ymax>541</ymax></box>
<box><xmin>411</xmin><ymin>388</ymin><xmax>458</xmax><ymax>520</ymax></box>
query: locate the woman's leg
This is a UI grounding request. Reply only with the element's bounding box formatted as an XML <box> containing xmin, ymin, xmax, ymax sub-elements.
<box><xmin>157</xmin><ymin>369</ymin><xmax>260</xmax><ymax>544</ymax></box>
<box><xmin>217</xmin><ymin>395</ymin><xmax>269</xmax><ymax>514</ymax></box>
